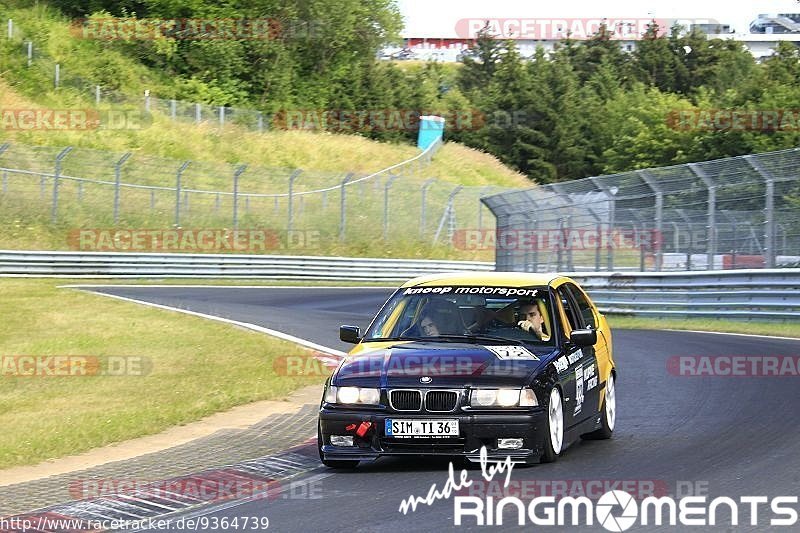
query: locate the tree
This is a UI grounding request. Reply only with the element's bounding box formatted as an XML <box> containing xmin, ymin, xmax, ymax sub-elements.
<box><xmin>457</xmin><ymin>22</ymin><xmax>504</xmax><ymax>95</ymax></box>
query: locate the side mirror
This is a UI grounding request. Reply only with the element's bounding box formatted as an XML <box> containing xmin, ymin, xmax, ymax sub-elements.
<box><xmin>339</xmin><ymin>325</ymin><xmax>361</xmax><ymax>344</ymax></box>
<box><xmin>570</xmin><ymin>328</ymin><xmax>597</xmax><ymax>347</ymax></box>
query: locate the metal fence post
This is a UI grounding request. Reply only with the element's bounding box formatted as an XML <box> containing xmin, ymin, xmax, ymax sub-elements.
<box><xmin>0</xmin><ymin>143</ymin><xmax>9</xmax><ymax>196</ymax></box>
<box><xmin>565</xmin><ymin>215</ymin><xmax>574</xmax><ymax>271</ymax></box>
<box><xmin>433</xmin><ymin>186</ymin><xmax>462</xmax><ymax>245</ymax></box>
<box><xmin>219</xmin><ymin>106</ymin><xmax>225</xmax><ymax>128</ymax></box>
<box><xmin>150</xmin><ymin>190</ymin><xmax>155</xmax><ymax>211</ymax></box>
<box><xmin>113</xmin><ymin>153</ymin><xmax>132</xmax><ymax>223</ymax></box>
<box><xmin>688</xmin><ymin>163</ymin><xmax>716</xmax><ymax>271</ymax></box>
<box><xmin>54</xmin><ymin>63</ymin><xmax>60</xmax><ymax>89</ymax></box>
<box><xmin>7</xmin><ymin>19</ymin><xmax>11</xmax><ymax>39</ymax></box>
<box><xmin>744</xmin><ymin>155</ymin><xmax>776</xmax><ymax>268</ymax></box>
<box><xmin>95</xmin><ymin>85</ymin><xmax>101</xmax><ymax>105</ymax></box>
<box><xmin>174</xmin><ymin>161</ymin><xmax>190</xmax><ymax>226</ymax></box>
<box><xmin>195</xmin><ymin>103</ymin><xmax>201</xmax><ymax>124</ymax></box>
<box><xmin>638</xmin><ymin>172</ymin><xmax>663</xmax><ymax>271</ymax></box>
<box><xmin>257</xmin><ymin>112</ymin><xmax>264</xmax><ymax>133</ymax></box>
<box><xmin>170</xmin><ymin>99</ymin><xmax>177</xmax><ymax>121</ymax></box>
<box><xmin>477</xmin><ymin>186</ymin><xmax>491</xmax><ymax>229</ymax></box>
<box><xmin>287</xmin><ymin>169</ymin><xmax>302</xmax><ymax>232</ymax></box>
<box><xmin>383</xmin><ymin>173</ymin><xmax>399</xmax><ymax>240</ymax></box>
<box><xmin>532</xmin><ymin>218</ymin><xmax>540</xmax><ymax>273</ymax></box>
<box><xmin>144</xmin><ymin>91</ymin><xmax>150</xmax><ymax>113</ymax></box>
<box><xmin>556</xmin><ymin>217</ymin><xmax>564</xmax><ymax>271</ymax></box>
<box><xmin>232</xmin><ymin>165</ymin><xmax>247</xmax><ymax>230</ymax></box>
<box><xmin>420</xmin><ymin>178</ymin><xmax>435</xmax><ymax>238</ymax></box>
<box><xmin>339</xmin><ymin>173</ymin><xmax>354</xmax><ymax>242</ymax></box>
<box><xmin>26</xmin><ymin>41</ymin><xmax>32</xmax><ymax>66</ymax></box>
<box><xmin>51</xmin><ymin>147</ymin><xmax>73</xmax><ymax>223</ymax></box>
<box><xmin>595</xmin><ymin>222</ymin><xmax>602</xmax><ymax>271</ymax></box>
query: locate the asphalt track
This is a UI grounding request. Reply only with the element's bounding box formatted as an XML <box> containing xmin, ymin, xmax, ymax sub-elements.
<box><xmin>79</xmin><ymin>286</ymin><xmax>800</xmax><ymax>532</ymax></box>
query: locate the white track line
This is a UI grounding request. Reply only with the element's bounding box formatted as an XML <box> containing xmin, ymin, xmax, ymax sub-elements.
<box><xmin>662</xmin><ymin>328</ymin><xmax>800</xmax><ymax>342</ymax></box>
<box><xmin>61</xmin><ymin>284</ymin><xmax>395</xmax><ymax>290</ymax></box>
<box><xmin>73</xmin><ymin>289</ymin><xmax>347</xmax><ymax>357</ymax></box>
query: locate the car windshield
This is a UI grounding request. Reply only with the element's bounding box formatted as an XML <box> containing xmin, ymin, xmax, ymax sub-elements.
<box><xmin>363</xmin><ymin>285</ymin><xmax>555</xmax><ymax>345</ymax></box>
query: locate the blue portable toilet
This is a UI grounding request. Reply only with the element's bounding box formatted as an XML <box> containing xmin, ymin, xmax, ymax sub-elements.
<box><xmin>417</xmin><ymin>115</ymin><xmax>445</xmax><ymax>150</ymax></box>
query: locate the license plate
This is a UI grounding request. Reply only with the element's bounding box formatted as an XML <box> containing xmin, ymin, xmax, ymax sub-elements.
<box><xmin>385</xmin><ymin>419</ymin><xmax>459</xmax><ymax>438</ymax></box>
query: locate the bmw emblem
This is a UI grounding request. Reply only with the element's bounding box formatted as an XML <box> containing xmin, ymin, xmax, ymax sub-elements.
<box><xmin>420</xmin><ymin>376</ymin><xmax>432</xmax><ymax>384</ymax></box>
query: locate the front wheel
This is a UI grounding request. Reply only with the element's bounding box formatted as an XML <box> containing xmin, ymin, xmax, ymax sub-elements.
<box><xmin>318</xmin><ymin>422</ymin><xmax>359</xmax><ymax>469</ymax></box>
<box><xmin>540</xmin><ymin>387</ymin><xmax>564</xmax><ymax>463</ymax></box>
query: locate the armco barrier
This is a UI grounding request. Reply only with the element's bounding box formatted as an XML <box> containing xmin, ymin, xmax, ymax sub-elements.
<box><xmin>569</xmin><ymin>269</ymin><xmax>800</xmax><ymax>321</ymax></box>
<box><xmin>0</xmin><ymin>250</ymin><xmax>493</xmax><ymax>280</ymax></box>
<box><xmin>1</xmin><ymin>251</ymin><xmax>797</xmax><ymax>321</ymax></box>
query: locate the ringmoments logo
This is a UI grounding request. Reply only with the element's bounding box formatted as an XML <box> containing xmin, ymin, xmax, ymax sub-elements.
<box><xmin>397</xmin><ymin>453</ymin><xmax>799</xmax><ymax>529</ymax></box>
<box><xmin>595</xmin><ymin>490</ymin><xmax>638</xmax><ymax>532</ymax></box>
<box><xmin>452</xmin><ymin>491</ymin><xmax>800</xmax><ymax>528</ymax></box>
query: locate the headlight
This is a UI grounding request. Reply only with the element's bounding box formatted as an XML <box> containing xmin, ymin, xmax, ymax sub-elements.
<box><xmin>470</xmin><ymin>388</ymin><xmax>538</xmax><ymax>408</ymax></box>
<box><xmin>324</xmin><ymin>385</ymin><xmax>381</xmax><ymax>405</ymax></box>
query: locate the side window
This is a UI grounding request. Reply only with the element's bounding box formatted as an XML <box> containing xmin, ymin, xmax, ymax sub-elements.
<box><xmin>556</xmin><ymin>286</ymin><xmax>581</xmax><ymax>333</ymax></box>
<box><xmin>566</xmin><ymin>284</ymin><xmax>597</xmax><ymax>329</ymax></box>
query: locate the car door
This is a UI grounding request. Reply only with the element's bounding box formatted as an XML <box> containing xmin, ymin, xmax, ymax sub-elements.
<box><xmin>564</xmin><ymin>283</ymin><xmax>603</xmax><ymax>420</ymax></box>
<box><xmin>555</xmin><ymin>284</ymin><xmax>598</xmax><ymax>426</ymax></box>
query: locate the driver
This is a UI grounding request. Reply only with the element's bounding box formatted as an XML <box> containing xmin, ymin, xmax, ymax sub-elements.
<box><xmin>517</xmin><ymin>301</ymin><xmax>546</xmax><ymax>340</ymax></box>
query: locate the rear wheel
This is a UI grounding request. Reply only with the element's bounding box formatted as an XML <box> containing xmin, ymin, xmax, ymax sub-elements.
<box><xmin>318</xmin><ymin>422</ymin><xmax>359</xmax><ymax>469</ymax></box>
<box><xmin>583</xmin><ymin>372</ymin><xmax>616</xmax><ymax>440</ymax></box>
<box><xmin>540</xmin><ymin>387</ymin><xmax>564</xmax><ymax>463</ymax></box>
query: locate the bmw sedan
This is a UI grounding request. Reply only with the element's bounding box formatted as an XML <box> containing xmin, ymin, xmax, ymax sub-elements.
<box><xmin>318</xmin><ymin>272</ymin><xmax>617</xmax><ymax>467</ymax></box>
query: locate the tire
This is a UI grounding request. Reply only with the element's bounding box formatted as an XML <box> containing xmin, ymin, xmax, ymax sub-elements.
<box><xmin>583</xmin><ymin>372</ymin><xmax>616</xmax><ymax>440</ymax></box>
<box><xmin>318</xmin><ymin>422</ymin><xmax>359</xmax><ymax>469</ymax></box>
<box><xmin>540</xmin><ymin>387</ymin><xmax>564</xmax><ymax>463</ymax></box>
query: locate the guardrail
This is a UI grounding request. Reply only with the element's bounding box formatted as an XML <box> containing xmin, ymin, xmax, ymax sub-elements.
<box><xmin>569</xmin><ymin>269</ymin><xmax>800</xmax><ymax>321</ymax></box>
<box><xmin>2</xmin><ymin>251</ymin><xmax>797</xmax><ymax>321</ymax></box>
<box><xmin>0</xmin><ymin>250</ymin><xmax>493</xmax><ymax>280</ymax></box>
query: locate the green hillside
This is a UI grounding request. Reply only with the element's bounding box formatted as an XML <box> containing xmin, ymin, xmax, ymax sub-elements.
<box><xmin>0</xmin><ymin>4</ymin><xmax>530</xmax><ymax>259</ymax></box>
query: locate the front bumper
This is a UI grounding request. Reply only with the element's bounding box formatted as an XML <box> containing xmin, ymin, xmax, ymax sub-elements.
<box><xmin>319</xmin><ymin>407</ymin><xmax>548</xmax><ymax>463</ymax></box>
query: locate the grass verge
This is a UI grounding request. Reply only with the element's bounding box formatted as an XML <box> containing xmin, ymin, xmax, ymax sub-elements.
<box><xmin>0</xmin><ymin>278</ymin><xmax>326</xmax><ymax>470</ymax></box>
<box><xmin>607</xmin><ymin>315</ymin><xmax>800</xmax><ymax>339</ymax></box>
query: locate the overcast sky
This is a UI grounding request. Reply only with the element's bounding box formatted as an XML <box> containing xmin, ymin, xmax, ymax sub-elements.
<box><xmin>396</xmin><ymin>0</ymin><xmax>800</xmax><ymax>37</ymax></box>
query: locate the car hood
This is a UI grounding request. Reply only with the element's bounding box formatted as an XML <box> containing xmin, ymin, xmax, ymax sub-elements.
<box><xmin>332</xmin><ymin>341</ymin><xmax>555</xmax><ymax>388</ymax></box>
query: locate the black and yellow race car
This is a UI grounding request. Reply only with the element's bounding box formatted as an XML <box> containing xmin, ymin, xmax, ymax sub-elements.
<box><xmin>318</xmin><ymin>272</ymin><xmax>616</xmax><ymax>467</ymax></box>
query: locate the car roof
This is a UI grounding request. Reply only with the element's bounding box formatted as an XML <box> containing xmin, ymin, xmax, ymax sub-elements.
<box><xmin>400</xmin><ymin>271</ymin><xmax>573</xmax><ymax>288</ymax></box>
